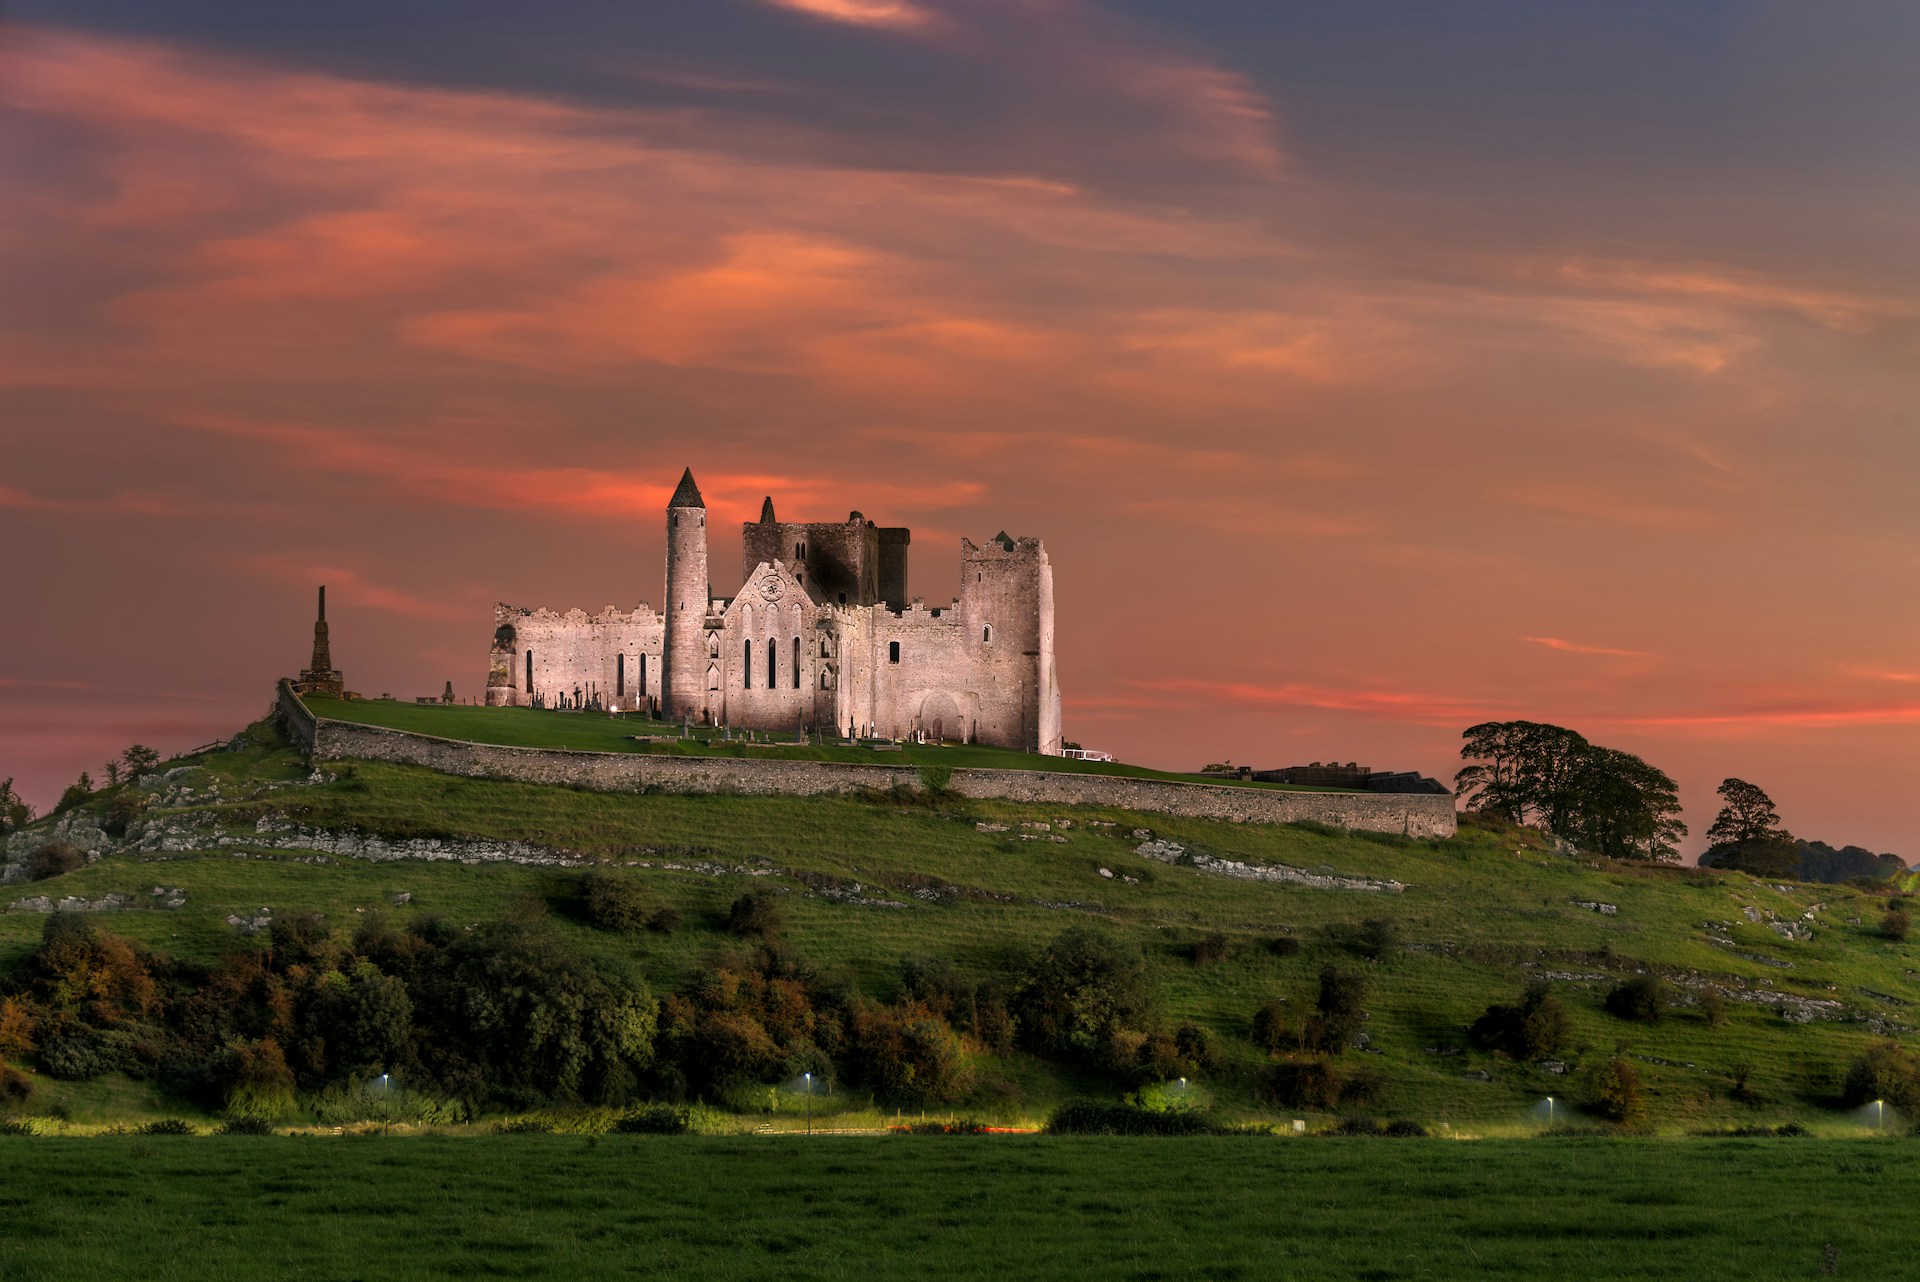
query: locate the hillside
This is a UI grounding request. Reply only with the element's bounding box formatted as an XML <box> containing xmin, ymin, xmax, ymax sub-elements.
<box><xmin>1</xmin><ymin>717</ymin><xmax>1914</xmax><ymax>1133</ymax></box>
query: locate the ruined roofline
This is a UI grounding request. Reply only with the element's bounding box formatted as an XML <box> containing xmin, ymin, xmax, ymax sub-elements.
<box><xmin>495</xmin><ymin>600</ymin><xmax>660</xmax><ymax>624</ymax></box>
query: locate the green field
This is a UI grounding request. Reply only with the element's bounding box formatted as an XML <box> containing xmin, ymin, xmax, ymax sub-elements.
<box><xmin>303</xmin><ymin>696</ymin><xmax>1336</xmax><ymax>790</ymax></box>
<box><xmin>2</xmin><ymin>719</ymin><xmax>1914</xmax><ymax>1134</ymax></box>
<box><xmin>0</xmin><ymin>1134</ymin><xmax>1912</xmax><ymax>1280</ymax></box>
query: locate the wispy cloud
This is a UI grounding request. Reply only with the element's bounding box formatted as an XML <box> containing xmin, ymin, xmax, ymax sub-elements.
<box><xmin>1521</xmin><ymin>636</ymin><xmax>1653</xmax><ymax>658</ymax></box>
<box><xmin>760</xmin><ymin>0</ymin><xmax>937</xmax><ymax>30</ymax></box>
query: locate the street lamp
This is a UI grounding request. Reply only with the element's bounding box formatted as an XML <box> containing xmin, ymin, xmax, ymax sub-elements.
<box><xmin>804</xmin><ymin>1072</ymin><xmax>812</xmax><ymax>1135</ymax></box>
<box><xmin>1877</xmin><ymin>1099</ymin><xmax>1885</xmax><ymax>1133</ymax></box>
<box><xmin>1546</xmin><ymin>1096</ymin><xmax>1555</xmax><ymax>1128</ymax></box>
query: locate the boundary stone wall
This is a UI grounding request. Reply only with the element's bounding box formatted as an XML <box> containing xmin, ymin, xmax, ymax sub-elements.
<box><xmin>276</xmin><ymin>682</ymin><xmax>1455</xmax><ymax>838</ymax></box>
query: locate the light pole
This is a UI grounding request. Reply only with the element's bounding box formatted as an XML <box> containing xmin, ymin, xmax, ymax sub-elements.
<box><xmin>804</xmin><ymin>1072</ymin><xmax>812</xmax><ymax>1135</ymax></box>
<box><xmin>1877</xmin><ymin>1099</ymin><xmax>1885</xmax><ymax>1133</ymax></box>
<box><xmin>1546</xmin><ymin>1096</ymin><xmax>1555</xmax><ymax>1128</ymax></box>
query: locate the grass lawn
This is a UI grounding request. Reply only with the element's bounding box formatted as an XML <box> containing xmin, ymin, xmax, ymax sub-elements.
<box><xmin>0</xmin><ymin>1135</ymin><xmax>1910</xmax><ymax>1280</ymax></box>
<box><xmin>301</xmin><ymin>696</ymin><xmax>1339</xmax><ymax>791</ymax></box>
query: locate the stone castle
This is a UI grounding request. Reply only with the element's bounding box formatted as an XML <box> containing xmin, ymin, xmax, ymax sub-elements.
<box><xmin>484</xmin><ymin>469</ymin><xmax>1062</xmax><ymax>753</ymax></box>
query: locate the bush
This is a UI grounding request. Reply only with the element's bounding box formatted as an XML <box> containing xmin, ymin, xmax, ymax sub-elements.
<box><xmin>134</xmin><ymin>1119</ymin><xmax>196</xmax><ymax>1136</ymax></box>
<box><xmin>1728</xmin><ymin>1061</ymin><xmax>1763</xmax><ymax>1106</ymax></box>
<box><xmin>1699</xmin><ymin>989</ymin><xmax>1728</xmax><ymax>1028</ymax></box>
<box><xmin>1323</xmin><ymin>1116</ymin><xmax>1427</xmax><ymax>1138</ymax></box>
<box><xmin>0</xmin><ymin>1063</ymin><xmax>32</xmax><ymax>1106</ymax></box>
<box><xmin>1883</xmin><ymin>906</ymin><xmax>1910</xmax><ymax>943</ymax></box>
<box><xmin>25</xmin><ymin>842</ymin><xmax>83</xmax><ymax>882</ymax></box>
<box><xmin>726</xmin><ymin>891</ymin><xmax>783</xmax><ymax>938</ymax></box>
<box><xmin>1304</xmin><ymin>967</ymin><xmax>1368</xmax><ymax>1054</ymax></box>
<box><xmin>1604</xmin><ymin>975</ymin><xmax>1669</xmax><ymax>1025</ymax></box>
<box><xmin>1014</xmin><ymin>926</ymin><xmax>1157</xmax><ymax>1066</ymax></box>
<box><xmin>1261</xmin><ymin>1058</ymin><xmax>1342</xmax><ymax>1110</ymax></box>
<box><xmin>915</xmin><ymin>764</ymin><xmax>954</xmax><ymax>794</ymax></box>
<box><xmin>1045</xmin><ymin>1101</ymin><xmax>1211</xmax><ymax>1136</ymax></box>
<box><xmin>646</xmin><ymin>905</ymin><xmax>681</xmax><ymax>934</ymax></box>
<box><xmin>1588</xmin><ymin>1057</ymin><xmax>1647</xmax><ymax>1125</ymax></box>
<box><xmin>1250</xmin><ymin>998</ymin><xmax>1290</xmax><ymax>1054</ymax></box>
<box><xmin>1470</xmin><ymin>984</ymin><xmax>1570</xmax><ymax>1060</ymax></box>
<box><xmin>217</xmin><ymin>1117</ymin><xmax>276</xmax><ymax>1135</ymax></box>
<box><xmin>1843</xmin><ymin>1042</ymin><xmax>1920</xmax><ymax>1112</ymax></box>
<box><xmin>1190</xmin><ymin>933</ymin><xmax>1229</xmax><ymax>965</ymax></box>
<box><xmin>897</xmin><ymin>1118</ymin><xmax>988</xmax><ymax>1134</ymax></box>
<box><xmin>582</xmin><ymin>871</ymin><xmax>650</xmax><ymax>932</ymax></box>
<box><xmin>495</xmin><ymin>1117</ymin><xmax>555</xmax><ymax>1134</ymax></box>
<box><xmin>613</xmin><ymin>1104</ymin><xmax>690</xmax><ymax>1134</ymax></box>
<box><xmin>36</xmin><ymin>1022</ymin><xmax>125</xmax><ymax>1082</ymax></box>
<box><xmin>1351</xmin><ymin>917</ymin><xmax>1401</xmax><ymax>962</ymax></box>
<box><xmin>1266</xmin><ymin>936</ymin><xmax>1302</xmax><ymax>958</ymax></box>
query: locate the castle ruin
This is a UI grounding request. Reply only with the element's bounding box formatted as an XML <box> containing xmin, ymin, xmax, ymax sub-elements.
<box><xmin>484</xmin><ymin>469</ymin><xmax>1062</xmax><ymax>752</ymax></box>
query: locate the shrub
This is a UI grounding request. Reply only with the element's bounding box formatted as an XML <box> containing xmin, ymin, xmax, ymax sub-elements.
<box><xmin>1699</xmin><ymin>989</ymin><xmax>1728</xmax><ymax>1028</ymax></box>
<box><xmin>1190</xmin><ymin>933</ymin><xmax>1229</xmax><ymax>965</ymax></box>
<box><xmin>613</xmin><ymin>1104</ymin><xmax>690</xmax><ymax>1134</ymax></box>
<box><xmin>0</xmin><ymin>1118</ymin><xmax>38</xmax><ymax>1136</ymax></box>
<box><xmin>224</xmin><ymin>1038</ymin><xmax>296</xmax><ymax>1124</ymax></box>
<box><xmin>1250</xmin><ymin>998</ymin><xmax>1290</xmax><ymax>1054</ymax></box>
<box><xmin>844</xmin><ymin>1000</ymin><xmax>974</xmax><ymax>1107</ymax></box>
<box><xmin>1351</xmin><ymin>918</ymin><xmax>1401</xmax><ymax>962</ymax></box>
<box><xmin>104</xmin><ymin>790</ymin><xmax>147</xmax><ymax>838</ymax></box>
<box><xmin>645</xmin><ymin>905</ymin><xmax>681</xmax><ymax>934</ymax></box>
<box><xmin>495</xmin><ymin>1117</ymin><xmax>554</xmax><ymax>1134</ymax></box>
<box><xmin>1045</xmin><ymin>1101</ymin><xmax>1210</xmax><ymax>1136</ymax></box>
<box><xmin>217</xmin><ymin>1117</ymin><xmax>275</xmax><ymax>1136</ymax></box>
<box><xmin>915</xmin><ymin>764</ymin><xmax>954</xmax><ymax>795</ymax></box>
<box><xmin>1323</xmin><ymin>1116</ymin><xmax>1426</xmax><ymax>1138</ymax></box>
<box><xmin>1173</xmin><ymin>1022</ymin><xmax>1219</xmax><ymax>1075</ymax></box>
<box><xmin>36</xmin><ymin>1022</ymin><xmax>124</xmax><ymax>1082</ymax></box>
<box><xmin>582</xmin><ymin>871</ymin><xmax>650</xmax><ymax>932</ymax></box>
<box><xmin>1262</xmin><ymin>1057</ymin><xmax>1342</xmax><ymax>1111</ymax></box>
<box><xmin>134</xmin><ymin>1119</ymin><xmax>196</xmax><ymax>1136</ymax></box>
<box><xmin>1883</xmin><ymin>906</ymin><xmax>1910</xmax><ymax>943</ymax></box>
<box><xmin>1470</xmin><ymin>984</ymin><xmax>1570</xmax><ymax>1060</ymax></box>
<box><xmin>726</xmin><ymin>891</ymin><xmax>783</xmax><ymax>938</ymax></box>
<box><xmin>1843</xmin><ymin>1042</ymin><xmax>1920</xmax><ymax>1112</ymax></box>
<box><xmin>1588</xmin><ymin>1057</ymin><xmax>1647</xmax><ymax>1125</ymax></box>
<box><xmin>25</xmin><ymin>842</ymin><xmax>83</xmax><ymax>882</ymax></box>
<box><xmin>1266</xmin><ymin>936</ymin><xmax>1302</xmax><ymax>958</ymax></box>
<box><xmin>897</xmin><ymin>1118</ymin><xmax>989</xmax><ymax>1134</ymax></box>
<box><xmin>1304</xmin><ymin>967</ymin><xmax>1368</xmax><ymax>1054</ymax></box>
<box><xmin>1728</xmin><ymin>1061</ymin><xmax>1764</xmax><ymax>1106</ymax></box>
<box><xmin>1014</xmin><ymin>926</ymin><xmax>1157</xmax><ymax>1066</ymax></box>
<box><xmin>1604</xmin><ymin>975</ymin><xmax>1669</xmax><ymax>1025</ymax></box>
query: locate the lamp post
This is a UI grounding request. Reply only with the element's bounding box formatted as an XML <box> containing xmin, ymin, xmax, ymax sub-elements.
<box><xmin>804</xmin><ymin>1072</ymin><xmax>812</xmax><ymax>1136</ymax></box>
<box><xmin>1546</xmin><ymin>1096</ymin><xmax>1555</xmax><ymax>1128</ymax></box>
<box><xmin>1877</xmin><ymin>1099</ymin><xmax>1885</xmax><ymax>1133</ymax></box>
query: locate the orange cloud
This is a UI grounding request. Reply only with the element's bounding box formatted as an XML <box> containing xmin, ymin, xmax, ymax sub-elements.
<box><xmin>759</xmin><ymin>0</ymin><xmax>937</xmax><ymax>29</ymax></box>
<box><xmin>1521</xmin><ymin>636</ymin><xmax>1654</xmax><ymax>658</ymax></box>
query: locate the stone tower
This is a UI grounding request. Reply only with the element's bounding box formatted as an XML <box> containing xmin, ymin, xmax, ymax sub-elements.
<box><xmin>662</xmin><ymin>467</ymin><xmax>710</xmax><ymax>721</ymax></box>
<box><xmin>295</xmin><ymin>585</ymin><xmax>345</xmax><ymax>698</ymax></box>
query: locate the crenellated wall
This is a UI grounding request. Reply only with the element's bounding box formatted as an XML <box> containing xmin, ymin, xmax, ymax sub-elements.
<box><xmin>280</xmin><ymin>686</ymin><xmax>1455</xmax><ymax>838</ymax></box>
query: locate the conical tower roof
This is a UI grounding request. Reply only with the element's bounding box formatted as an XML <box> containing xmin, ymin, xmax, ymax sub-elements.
<box><xmin>759</xmin><ymin>496</ymin><xmax>776</xmax><ymax>523</ymax></box>
<box><xmin>668</xmin><ymin>468</ymin><xmax>705</xmax><ymax>509</ymax></box>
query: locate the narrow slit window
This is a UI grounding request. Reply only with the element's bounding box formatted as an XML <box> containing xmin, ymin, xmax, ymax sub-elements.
<box><xmin>983</xmin><ymin>625</ymin><xmax>992</xmax><ymax>643</ymax></box>
<box><xmin>525</xmin><ymin>650</ymin><xmax>533</xmax><ymax>693</ymax></box>
<box><xmin>767</xmin><ymin>638</ymin><xmax>777</xmax><ymax>689</ymax></box>
<box><xmin>888</xmin><ymin>641</ymin><xmax>900</xmax><ymax>664</ymax></box>
<box><xmin>639</xmin><ymin>653</ymin><xmax>648</xmax><ymax>697</ymax></box>
<box><xmin>617</xmin><ymin>653</ymin><xmax>626</xmax><ymax>696</ymax></box>
<box><xmin>792</xmin><ymin>636</ymin><xmax>801</xmax><ymax>688</ymax></box>
<box><xmin>744</xmin><ymin>639</ymin><xmax>752</xmax><ymax>687</ymax></box>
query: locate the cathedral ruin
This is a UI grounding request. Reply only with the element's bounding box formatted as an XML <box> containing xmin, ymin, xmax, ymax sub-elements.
<box><xmin>484</xmin><ymin>469</ymin><xmax>1062</xmax><ymax>753</ymax></box>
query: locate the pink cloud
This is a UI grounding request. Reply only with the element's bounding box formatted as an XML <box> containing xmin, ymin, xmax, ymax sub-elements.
<box><xmin>1521</xmin><ymin>636</ymin><xmax>1654</xmax><ymax>658</ymax></box>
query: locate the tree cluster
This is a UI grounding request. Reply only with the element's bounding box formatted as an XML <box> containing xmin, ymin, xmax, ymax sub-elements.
<box><xmin>1454</xmin><ymin>721</ymin><xmax>1686</xmax><ymax>861</ymax></box>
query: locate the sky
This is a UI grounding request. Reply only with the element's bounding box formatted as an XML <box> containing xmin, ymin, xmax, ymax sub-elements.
<box><xmin>2</xmin><ymin>1</ymin><xmax>1918</xmax><ymax>857</ymax></box>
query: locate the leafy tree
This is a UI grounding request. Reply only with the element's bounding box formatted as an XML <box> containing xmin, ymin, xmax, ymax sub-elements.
<box><xmin>102</xmin><ymin>760</ymin><xmax>123</xmax><ymax>788</ymax></box>
<box><xmin>1014</xmin><ymin>926</ymin><xmax>1156</xmax><ymax>1063</ymax></box>
<box><xmin>1604</xmin><ymin>974</ymin><xmax>1669</xmax><ymax>1024</ymax></box>
<box><xmin>1560</xmin><ymin>748</ymin><xmax>1687</xmax><ymax>862</ymax></box>
<box><xmin>1471</xmin><ymin>984</ymin><xmax>1571</xmax><ymax>1060</ymax></box>
<box><xmin>1706</xmin><ymin>778</ymin><xmax>1786</xmax><ymax>846</ymax></box>
<box><xmin>1844</xmin><ymin>1042</ymin><xmax>1920</xmax><ymax>1112</ymax></box>
<box><xmin>121</xmin><ymin>745</ymin><xmax>161</xmax><ymax>778</ymax></box>
<box><xmin>581</xmin><ymin>870</ymin><xmax>650</xmax><ymax>931</ymax></box>
<box><xmin>1304</xmin><ymin>966</ymin><xmax>1368</xmax><ymax>1054</ymax></box>
<box><xmin>1456</xmin><ymin>723</ymin><xmax>1686</xmax><ymax>860</ymax></box>
<box><xmin>25</xmin><ymin>842</ymin><xmax>83</xmax><ymax>882</ymax></box>
<box><xmin>725</xmin><ymin>890</ymin><xmax>783</xmax><ymax>938</ymax></box>
<box><xmin>0</xmin><ymin>778</ymin><xmax>30</xmax><ymax>834</ymax></box>
<box><xmin>1588</xmin><ymin>1056</ymin><xmax>1647</xmax><ymax>1125</ymax></box>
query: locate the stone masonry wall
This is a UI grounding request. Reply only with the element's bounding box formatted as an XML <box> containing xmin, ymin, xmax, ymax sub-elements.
<box><xmin>281</xmin><ymin>685</ymin><xmax>1455</xmax><ymax>837</ymax></box>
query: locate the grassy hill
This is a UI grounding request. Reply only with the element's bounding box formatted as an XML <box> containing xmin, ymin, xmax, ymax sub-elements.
<box><xmin>1</xmin><ymin>716</ymin><xmax>1914</xmax><ymax>1134</ymax></box>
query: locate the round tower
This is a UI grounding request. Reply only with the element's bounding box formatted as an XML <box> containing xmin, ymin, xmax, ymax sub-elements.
<box><xmin>663</xmin><ymin>467</ymin><xmax>710</xmax><ymax>721</ymax></box>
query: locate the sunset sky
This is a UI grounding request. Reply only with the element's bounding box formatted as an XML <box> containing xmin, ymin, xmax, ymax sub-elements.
<box><xmin>3</xmin><ymin>2</ymin><xmax>1918</xmax><ymax>857</ymax></box>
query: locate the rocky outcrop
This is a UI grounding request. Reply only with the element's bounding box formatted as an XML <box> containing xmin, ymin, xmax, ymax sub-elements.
<box><xmin>1131</xmin><ymin>837</ymin><xmax>1404</xmax><ymax>893</ymax></box>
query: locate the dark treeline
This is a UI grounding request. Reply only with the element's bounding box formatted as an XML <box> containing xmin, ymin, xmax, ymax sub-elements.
<box><xmin>0</xmin><ymin>905</ymin><xmax>1224</xmax><ymax>1120</ymax></box>
<box><xmin>1454</xmin><ymin>721</ymin><xmax>1686</xmax><ymax>861</ymax></box>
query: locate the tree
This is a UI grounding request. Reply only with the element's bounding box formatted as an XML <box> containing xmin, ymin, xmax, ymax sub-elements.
<box><xmin>1471</xmin><ymin>984</ymin><xmax>1571</xmax><ymax>1060</ymax></box>
<box><xmin>1700</xmin><ymin>836</ymin><xmax>1801</xmax><ymax>879</ymax></box>
<box><xmin>1304</xmin><ymin>966</ymin><xmax>1369</xmax><ymax>1054</ymax></box>
<box><xmin>1014</xmin><ymin>926</ymin><xmax>1156</xmax><ymax>1063</ymax></box>
<box><xmin>121</xmin><ymin>745</ymin><xmax>161</xmax><ymax>778</ymax></box>
<box><xmin>1454</xmin><ymin>721</ymin><xmax>1591</xmax><ymax>832</ymax></box>
<box><xmin>1560</xmin><ymin>747</ymin><xmax>1687</xmax><ymax>862</ymax></box>
<box><xmin>0</xmin><ymin>778</ymin><xmax>30</xmax><ymax>834</ymax></box>
<box><xmin>1706</xmin><ymin>778</ymin><xmax>1785</xmax><ymax>846</ymax></box>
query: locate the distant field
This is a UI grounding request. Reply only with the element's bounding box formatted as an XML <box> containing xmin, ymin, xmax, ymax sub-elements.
<box><xmin>302</xmin><ymin>696</ymin><xmax>1337</xmax><ymax>791</ymax></box>
<box><xmin>0</xmin><ymin>1135</ymin><xmax>1911</xmax><ymax>1281</ymax></box>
